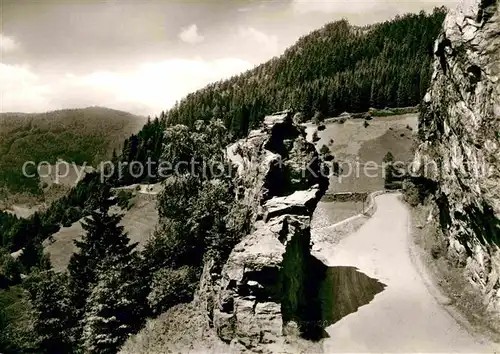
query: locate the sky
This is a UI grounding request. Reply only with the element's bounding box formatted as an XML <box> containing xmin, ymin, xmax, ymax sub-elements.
<box><xmin>1</xmin><ymin>0</ymin><xmax>459</xmax><ymax>117</ymax></box>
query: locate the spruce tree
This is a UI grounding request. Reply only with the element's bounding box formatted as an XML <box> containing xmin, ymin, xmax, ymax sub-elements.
<box><xmin>26</xmin><ymin>271</ymin><xmax>76</xmax><ymax>353</ymax></box>
<box><xmin>67</xmin><ymin>184</ymin><xmax>138</xmax><ymax>347</ymax></box>
<box><xmin>68</xmin><ymin>185</ymin><xmax>136</xmax><ymax>304</ymax></box>
<box><xmin>19</xmin><ymin>238</ymin><xmax>39</xmax><ymax>273</ymax></box>
<box><xmin>81</xmin><ymin>256</ymin><xmax>139</xmax><ymax>354</ymax></box>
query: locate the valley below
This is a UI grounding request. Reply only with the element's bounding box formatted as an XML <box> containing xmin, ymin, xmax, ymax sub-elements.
<box><xmin>43</xmin><ymin>188</ymin><xmax>160</xmax><ymax>272</ymax></box>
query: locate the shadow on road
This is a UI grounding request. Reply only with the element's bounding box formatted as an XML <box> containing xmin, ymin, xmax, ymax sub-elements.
<box><xmin>319</xmin><ymin>266</ymin><xmax>386</xmax><ymax>330</ymax></box>
<box><xmin>290</xmin><ymin>261</ymin><xmax>387</xmax><ymax>341</ymax></box>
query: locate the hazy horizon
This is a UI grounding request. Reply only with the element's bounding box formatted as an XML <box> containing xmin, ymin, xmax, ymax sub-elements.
<box><xmin>1</xmin><ymin>0</ymin><xmax>459</xmax><ymax>117</ymax></box>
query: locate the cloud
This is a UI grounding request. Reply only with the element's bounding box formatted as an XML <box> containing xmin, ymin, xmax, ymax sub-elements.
<box><xmin>0</xmin><ymin>64</ymin><xmax>52</xmax><ymax>112</ymax></box>
<box><xmin>0</xmin><ymin>58</ymin><xmax>252</xmax><ymax>116</ymax></box>
<box><xmin>179</xmin><ymin>24</ymin><xmax>205</xmax><ymax>44</ymax></box>
<box><xmin>292</xmin><ymin>0</ymin><xmax>380</xmax><ymax>14</ymax></box>
<box><xmin>0</xmin><ymin>33</ymin><xmax>20</xmax><ymax>53</ymax></box>
<box><xmin>238</xmin><ymin>27</ymin><xmax>278</xmax><ymax>53</ymax></box>
<box><xmin>64</xmin><ymin>58</ymin><xmax>251</xmax><ymax>114</ymax></box>
<box><xmin>291</xmin><ymin>0</ymin><xmax>458</xmax><ymax>15</ymax></box>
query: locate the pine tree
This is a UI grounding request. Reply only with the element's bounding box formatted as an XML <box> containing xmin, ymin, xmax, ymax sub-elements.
<box><xmin>383</xmin><ymin>151</ymin><xmax>399</xmax><ymax>188</ymax></box>
<box><xmin>383</xmin><ymin>151</ymin><xmax>395</xmax><ymax>163</ymax></box>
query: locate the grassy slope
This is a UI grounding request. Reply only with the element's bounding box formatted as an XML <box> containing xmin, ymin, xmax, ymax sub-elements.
<box><xmin>43</xmin><ymin>192</ymin><xmax>159</xmax><ymax>272</ymax></box>
<box><xmin>0</xmin><ymin>107</ymin><xmax>146</xmax><ymax>198</ymax></box>
<box><xmin>308</xmin><ymin>113</ymin><xmax>418</xmax><ymax>193</ymax></box>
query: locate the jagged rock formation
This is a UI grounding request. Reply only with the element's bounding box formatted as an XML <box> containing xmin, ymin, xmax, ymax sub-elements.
<box><xmin>412</xmin><ymin>0</ymin><xmax>500</xmax><ymax>311</ymax></box>
<box><xmin>199</xmin><ymin>111</ymin><xmax>329</xmax><ymax>351</ymax></box>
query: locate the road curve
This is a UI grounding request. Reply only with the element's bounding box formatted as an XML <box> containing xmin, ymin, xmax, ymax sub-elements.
<box><xmin>315</xmin><ymin>193</ymin><xmax>498</xmax><ymax>353</ymax></box>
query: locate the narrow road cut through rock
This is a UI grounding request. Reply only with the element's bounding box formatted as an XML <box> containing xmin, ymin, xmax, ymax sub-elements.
<box><xmin>314</xmin><ymin>193</ymin><xmax>498</xmax><ymax>353</ymax></box>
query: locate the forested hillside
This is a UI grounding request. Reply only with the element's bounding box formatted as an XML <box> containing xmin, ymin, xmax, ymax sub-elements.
<box><xmin>115</xmin><ymin>9</ymin><xmax>446</xmax><ymax>187</ymax></box>
<box><xmin>0</xmin><ymin>107</ymin><xmax>146</xmax><ymax>196</ymax></box>
<box><xmin>0</xmin><ymin>122</ymin><xmax>243</xmax><ymax>353</ymax></box>
<box><xmin>163</xmin><ymin>9</ymin><xmax>445</xmax><ymax>137</ymax></box>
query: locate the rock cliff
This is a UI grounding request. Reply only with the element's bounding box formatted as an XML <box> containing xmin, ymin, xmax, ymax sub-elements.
<box><xmin>412</xmin><ymin>0</ymin><xmax>500</xmax><ymax>312</ymax></box>
<box><xmin>199</xmin><ymin>111</ymin><xmax>329</xmax><ymax>351</ymax></box>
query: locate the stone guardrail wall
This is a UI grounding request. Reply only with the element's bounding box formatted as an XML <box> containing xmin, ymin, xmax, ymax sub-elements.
<box><xmin>322</xmin><ymin>192</ymin><xmax>368</xmax><ymax>203</ymax></box>
<box><xmin>312</xmin><ymin>189</ymin><xmax>401</xmax><ymax>249</ymax></box>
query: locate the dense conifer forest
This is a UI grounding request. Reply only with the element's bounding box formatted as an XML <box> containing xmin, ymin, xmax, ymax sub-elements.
<box><xmin>164</xmin><ymin>9</ymin><xmax>445</xmax><ymax>136</ymax></box>
<box><xmin>0</xmin><ymin>10</ymin><xmax>446</xmax><ymax>353</ymax></box>
<box><xmin>116</xmin><ymin>9</ymin><xmax>445</xmax><ymax>185</ymax></box>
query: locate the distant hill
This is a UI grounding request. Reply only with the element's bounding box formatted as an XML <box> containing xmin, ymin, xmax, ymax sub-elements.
<box><xmin>0</xmin><ymin>107</ymin><xmax>146</xmax><ymax>196</ymax></box>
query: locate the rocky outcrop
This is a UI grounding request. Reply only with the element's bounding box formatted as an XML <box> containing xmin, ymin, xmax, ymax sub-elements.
<box><xmin>200</xmin><ymin>111</ymin><xmax>329</xmax><ymax>351</ymax></box>
<box><xmin>411</xmin><ymin>0</ymin><xmax>500</xmax><ymax>312</ymax></box>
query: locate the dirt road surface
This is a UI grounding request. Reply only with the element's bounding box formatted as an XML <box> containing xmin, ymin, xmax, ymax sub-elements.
<box><xmin>314</xmin><ymin>193</ymin><xmax>499</xmax><ymax>353</ymax></box>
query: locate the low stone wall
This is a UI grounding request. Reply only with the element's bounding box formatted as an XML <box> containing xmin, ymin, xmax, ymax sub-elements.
<box><xmin>112</xmin><ymin>183</ymin><xmax>164</xmax><ymax>195</ymax></box>
<box><xmin>363</xmin><ymin>190</ymin><xmax>397</xmax><ymax>217</ymax></box>
<box><xmin>312</xmin><ymin>190</ymin><xmax>396</xmax><ymax>248</ymax></box>
<box><xmin>322</xmin><ymin>192</ymin><xmax>368</xmax><ymax>203</ymax></box>
<box><xmin>312</xmin><ymin>214</ymin><xmax>369</xmax><ymax>249</ymax></box>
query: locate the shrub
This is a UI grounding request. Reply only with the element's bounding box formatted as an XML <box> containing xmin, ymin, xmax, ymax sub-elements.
<box><xmin>403</xmin><ymin>181</ymin><xmax>421</xmax><ymax>206</ymax></box>
<box><xmin>147</xmin><ymin>266</ymin><xmax>199</xmax><ymax>315</ymax></box>
<box><xmin>319</xmin><ymin>145</ymin><xmax>331</xmax><ymax>156</ymax></box>
<box><xmin>116</xmin><ymin>190</ymin><xmax>134</xmax><ymax>210</ymax></box>
<box><xmin>312</xmin><ymin>131</ymin><xmax>320</xmax><ymax>142</ymax></box>
<box><xmin>318</xmin><ymin>124</ymin><xmax>326</xmax><ymax>131</ymax></box>
<box><xmin>402</xmin><ymin>177</ymin><xmax>438</xmax><ymax>206</ymax></box>
<box><xmin>312</xmin><ymin>111</ymin><xmax>324</xmax><ymax>125</ymax></box>
<box><xmin>392</xmin><ymin>106</ymin><xmax>419</xmax><ymax>115</ymax></box>
<box><xmin>64</xmin><ymin>206</ymin><xmax>82</xmax><ymax>225</ymax></box>
<box><xmin>1</xmin><ymin>256</ymin><xmax>22</xmax><ymax>284</ymax></box>
<box><xmin>293</xmin><ymin>112</ymin><xmax>305</xmax><ymax>124</ymax></box>
<box><xmin>385</xmin><ymin>181</ymin><xmax>402</xmax><ymax>190</ymax></box>
<box><xmin>431</xmin><ymin>241</ymin><xmax>445</xmax><ymax>259</ymax></box>
<box><xmin>370</xmin><ymin>108</ymin><xmax>395</xmax><ymax>117</ymax></box>
<box><xmin>363</xmin><ymin>121</ymin><xmax>370</xmax><ymax>128</ymax></box>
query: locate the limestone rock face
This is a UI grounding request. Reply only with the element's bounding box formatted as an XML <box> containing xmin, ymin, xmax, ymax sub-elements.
<box><xmin>200</xmin><ymin>110</ymin><xmax>328</xmax><ymax>351</ymax></box>
<box><xmin>412</xmin><ymin>0</ymin><xmax>500</xmax><ymax>311</ymax></box>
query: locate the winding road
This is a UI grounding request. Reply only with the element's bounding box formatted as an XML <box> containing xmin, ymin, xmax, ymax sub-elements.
<box><xmin>314</xmin><ymin>193</ymin><xmax>498</xmax><ymax>353</ymax></box>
